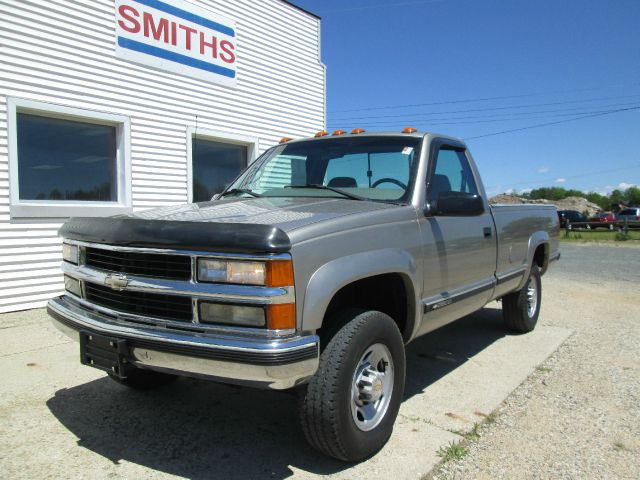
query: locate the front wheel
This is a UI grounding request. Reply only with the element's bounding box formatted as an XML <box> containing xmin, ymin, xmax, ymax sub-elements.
<box><xmin>300</xmin><ymin>310</ymin><xmax>405</xmax><ymax>462</ymax></box>
<box><xmin>502</xmin><ymin>265</ymin><xmax>542</xmax><ymax>333</ymax></box>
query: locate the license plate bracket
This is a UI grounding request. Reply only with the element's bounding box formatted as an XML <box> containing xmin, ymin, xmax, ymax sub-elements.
<box><xmin>79</xmin><ymin>331</ymin><xmax>131</xmax><ymax>378</ymax></box>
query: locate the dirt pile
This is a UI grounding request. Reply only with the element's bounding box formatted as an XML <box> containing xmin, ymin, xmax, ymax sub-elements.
<box><xmin>489</xmin><ymin>195</ymin><xmax>602</xmax><ymax>216</ymax></box>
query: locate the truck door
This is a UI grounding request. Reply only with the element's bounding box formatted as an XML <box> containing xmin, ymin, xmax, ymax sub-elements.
<box><xmin>417</xmin><ymin>140</ymin><xmax>497</xmax><ymax>336</ymax></box>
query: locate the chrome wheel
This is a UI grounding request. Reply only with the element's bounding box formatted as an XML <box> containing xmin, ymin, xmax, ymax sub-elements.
<box><xmin>350</xmin><ymin>343</ymin><xmax>394</xmax><ymax>432</ymax></box>
<box><xmin>526</xmin><ymin>276</ymin><xmax>538</xmax><ymax>318</ymax></box>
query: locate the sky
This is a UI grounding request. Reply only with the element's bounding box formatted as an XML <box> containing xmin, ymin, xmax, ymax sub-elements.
<box><xmin>292</xmin><ymin>0</ymin><xmax>640</xmax><ymax>197</ymax></box>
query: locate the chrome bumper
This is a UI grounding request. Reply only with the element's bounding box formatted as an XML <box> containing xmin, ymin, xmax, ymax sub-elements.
<box><xmin>47</xmin><ymin>296</ymin><xmax>319</xmax><ymax>390</ymax></box>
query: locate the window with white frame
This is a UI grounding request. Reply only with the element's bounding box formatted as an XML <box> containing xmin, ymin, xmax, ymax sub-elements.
<box><xmin>187</xmin><ymin>128</ymin><xmax>258</xmax><ymax>203</ymax></box>
<box><xmin>7</xmin><ymin>98</ymin><xmax>131</xmax><ymax>217</ymax></box>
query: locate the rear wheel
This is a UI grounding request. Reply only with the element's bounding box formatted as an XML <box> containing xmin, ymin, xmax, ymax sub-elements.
<box><xmin>300</xmin><ymin>310</ymin><xmax>405</xmax><ymax>462</ymax></box>
<box><xmin>108</xmin><ymin>367</ymin><xmax>177</xmax><ymax>389</ymax></box>
<box><xmin>502</xmin><ymin>265</ymin><xmax>541</xmax><ymax>333</ymax></box>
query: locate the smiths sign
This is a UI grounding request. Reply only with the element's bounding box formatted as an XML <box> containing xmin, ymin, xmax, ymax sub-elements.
<box><xmin>115</xmin><ymin>0</ymin><xmax>237</xmax><ymax>87</ymax></box>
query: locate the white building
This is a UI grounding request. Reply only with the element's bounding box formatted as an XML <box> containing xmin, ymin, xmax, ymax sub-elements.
<box><xmin>0</xmin><ymin>0</ymin><xmax>325</xmax><ymax>313</ymax></box>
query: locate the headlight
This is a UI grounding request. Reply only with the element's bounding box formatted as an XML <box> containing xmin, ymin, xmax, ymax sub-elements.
<box><xmin>197</xmin><ymin>259</ymin><xmax>266</xmax><ymax>285</ymax></box>
<box><xmin>199</xmin><ymin>302</ymin><xmax>266</xmax><ymax>327</ymax></box>
<box><xmin>196</xmin><ymin>258</ymin><xmax>294</xmax><ymax>287</ymax></box>
<box><xmin>64</xmin><ymin>275</ymin><xmax>82</xmax><ymax>297</ymax></box>
<box><xmin>62</xmin><ymin>243</ymin><xmax>79</xmax><ymax>264</ymax></box>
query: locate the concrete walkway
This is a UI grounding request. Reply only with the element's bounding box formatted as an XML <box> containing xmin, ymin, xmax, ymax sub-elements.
<box><xmin>0</xmin><ymin>302</ymin><xmax>571</xmax><ymax>479</ymax></box>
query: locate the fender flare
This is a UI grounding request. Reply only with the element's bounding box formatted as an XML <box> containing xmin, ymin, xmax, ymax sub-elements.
<box><xmin>301</xmin><ymin>248</ymin><xmax>420</xmax><ymax>334</ymax></box>
<box><xmin>519</xmin><ymin>231</ymin><xmax>550</xmax><ymax>289</ymax></box>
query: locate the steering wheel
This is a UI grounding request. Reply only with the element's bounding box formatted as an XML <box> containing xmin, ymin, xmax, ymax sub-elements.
<box><xmin>371</xmin><ymin>178</ymin><xmax>408</xmax><ymax>189</ymax></box>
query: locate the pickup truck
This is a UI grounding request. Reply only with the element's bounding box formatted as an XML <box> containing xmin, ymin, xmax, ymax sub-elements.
<box><xmin>48</xmin><ymin>130</ymin><xmax>560</xmax><ymax>462</ymax></box>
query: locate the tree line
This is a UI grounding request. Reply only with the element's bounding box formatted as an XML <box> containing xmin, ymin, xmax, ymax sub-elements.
<box><xmin>519</xmin><ymin>186</ymin><xmax>640</xmax><ymax>211</ymax></box>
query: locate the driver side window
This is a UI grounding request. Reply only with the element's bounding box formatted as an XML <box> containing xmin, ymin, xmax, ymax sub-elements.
<box><xmin>428</xmin><ymin>148</ymin><xmax>478</xmax><ymax>201</ymax></box>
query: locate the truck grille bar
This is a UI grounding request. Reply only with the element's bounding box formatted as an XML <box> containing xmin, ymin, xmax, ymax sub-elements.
<box><xmin>85</xmin><ymin>247</ymin><xmax>191</xmax><ymax>280</ymax></box>
<box><xmin>84</xmin><ymin>282</ymin><xmax>193</xmax><ymax>322</ymax></box>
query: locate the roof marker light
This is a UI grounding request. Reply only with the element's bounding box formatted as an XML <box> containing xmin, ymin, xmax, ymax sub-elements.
<box><xmin>279</xmin><ymin>137</ymin><xmax>292</xmax><ymax>143</ymax></box>
<box><xmin>351</xmin><ymin>128</ymin><xmax>366</xmax><ymax>134</ymax></box>
<box><xmin>402</xmin><ymin>127</ymin><xmax>417</xmax><ymax>133</ymax></box>
<box><xmin>332</xmin><ymin>129</ymin><xmax>346</xmax><ymax>135</ymax></box>
<box><xmin>314</xmin><ymin>131</ymin><xmax>328</xmax><ymax>137</ymax></box>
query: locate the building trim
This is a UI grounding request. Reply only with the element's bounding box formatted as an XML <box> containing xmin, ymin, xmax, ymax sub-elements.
<box><xmin>279</xmin><ymin>1</ymin><xmax>321</xmax><ymax>20</ymax></box>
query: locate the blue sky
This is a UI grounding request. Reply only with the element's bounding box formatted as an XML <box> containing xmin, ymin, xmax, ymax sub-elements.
<box><xmin>293</xmin><ymin>0</ymin><xmax>640</xmax><ymax>196</ymax></box>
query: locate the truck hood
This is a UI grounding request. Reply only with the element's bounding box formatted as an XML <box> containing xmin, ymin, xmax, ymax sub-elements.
<box><xmin>129</xmin><ymin>197</ymin><xmax>398</xmax><ymax>231</ymax></box>
<box><xmin>59</xmin><ymin>197</ymin><xmax>400</xmax><ymax>254</ymax></box>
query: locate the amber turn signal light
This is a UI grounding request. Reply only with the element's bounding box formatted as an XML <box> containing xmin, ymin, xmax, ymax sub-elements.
<box><xmin>267</xmin><ymin>303</ymin><xmax>296</xmax><ymax>330</ymax></box>
<box><xmin>266</xmin><ymin>260</ymin><xmax>294</xmax><ymax>287</ymax></box>
<box><xmin>314</xmin><ymin>131</ymin><xmax>328</xmax><ymax>137</ymax></box>
<box><xmin>402</xmin><ymin>127</ymin><xmax>417</xmax><ymax>133</ymax></box>
<box><xmin>351</xmin><ymin>128</ymin><xmax>365</xmax><ymax>134</ymax></box>
<box><xmin>332</xmin><ymin>129</ymin><xmax>346</xmax><ymax>135</ymax></box>
<box><xmin>279</xmin><ymin>137</ymin><xmax>292</xmax><ymax>143</ymax></box>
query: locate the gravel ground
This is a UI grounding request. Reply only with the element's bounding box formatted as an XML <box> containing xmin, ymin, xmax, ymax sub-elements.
<box><xmin>428</xmin><ymin>243</ymin><xmax>640</xmax><ymax>480</ymax></box>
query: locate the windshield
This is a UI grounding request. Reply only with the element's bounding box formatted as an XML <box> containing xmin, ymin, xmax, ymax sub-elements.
<box><xmin>224</xmin><ymin>136</ymin><xmax>422</xmax><ymax>203</ymax></box>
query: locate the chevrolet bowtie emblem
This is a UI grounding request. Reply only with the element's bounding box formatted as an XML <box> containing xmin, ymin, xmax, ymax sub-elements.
<box><xmin>104</xmin><ymin>273</ymin><xmax>129</xmax><ymax>291</ymax></box>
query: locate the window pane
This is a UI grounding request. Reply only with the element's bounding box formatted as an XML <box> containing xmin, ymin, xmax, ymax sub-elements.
<box><xmin>431</xmin><ymin>149</ymin><xmax>478</xmax><ymax>197</ymax></box>
<box><xmin>192</xmin><ymin>138</ymin><xmax>247</xmax><ymax>202</ymax></box>
<box><xmin>17</xmin><ymin>113</ymin><xmax>117</xmax><ymax>201</ymax></box>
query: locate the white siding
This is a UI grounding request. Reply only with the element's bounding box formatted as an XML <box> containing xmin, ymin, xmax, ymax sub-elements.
<box><xmin>0</xmin><ymin>0</ymin><xmax>325</xmax><ymax>313</ymax></box>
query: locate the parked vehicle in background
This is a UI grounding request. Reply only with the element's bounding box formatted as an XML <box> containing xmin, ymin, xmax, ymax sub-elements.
<box><xmin>557</xmin><ymin>210</ymin><xmax>589</xmax><ymax>229</ymax></box>
<box><xmin>588</xmin><ymin>212</ymin><xmax>617</xmax><ymax>230</ymax></box>
<box><xmin>616</xmin><ymin>207</ymin><xmax>640</xmax><ymax>230</ymax></box>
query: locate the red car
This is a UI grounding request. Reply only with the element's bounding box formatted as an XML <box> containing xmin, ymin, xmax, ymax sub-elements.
<box><xmin>588</xmin><ymin>212</ymin><xmax>617</xmax><ymax>230</ymax></box>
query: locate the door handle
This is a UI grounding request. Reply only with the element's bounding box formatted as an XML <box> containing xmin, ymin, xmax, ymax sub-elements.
<box><xmin>483</xmin><ymin>227</ymin><xmax>492</xmax><ymax>238</ymax></box>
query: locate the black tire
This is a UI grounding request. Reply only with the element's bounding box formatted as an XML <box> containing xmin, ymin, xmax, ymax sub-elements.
<box><xmin>108</xmin><ymin>367</ymin><xmax>178</xmax><ymax>389</ymax></box>
<box><xmin>502</xmin><ymin>264</ymin><xmax>541</xmax><ymax>333</ymax></box>
<box><xmin>299</xmin><ymin>310</ymin><xmax>405</xmax><ymax>462</ymax></box>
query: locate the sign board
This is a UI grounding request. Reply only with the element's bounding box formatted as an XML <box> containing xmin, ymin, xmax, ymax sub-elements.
<box><xmin>115</xmin><ymin>0</ymin><xmax>237</xmax><ymax>87</ymax></box>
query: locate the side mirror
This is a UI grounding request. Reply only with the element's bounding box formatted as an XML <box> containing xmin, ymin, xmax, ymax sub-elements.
<box><xmin>427</xmin><ymin>192</ymin><xmax>484</xmax><ymax>216</ymax></box>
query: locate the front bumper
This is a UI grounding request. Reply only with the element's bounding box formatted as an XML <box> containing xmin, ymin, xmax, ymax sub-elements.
<box><xmin>47</xmin><ymin>296</ymin><xmax>319</xmax><ymax>390</ymax></box>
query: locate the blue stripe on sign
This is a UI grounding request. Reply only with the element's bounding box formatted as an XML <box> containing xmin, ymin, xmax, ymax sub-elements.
<box><xmin>118</xmin><ymin>37</ymin><xmax>236</xmax><ymax>78</ymax></box>
<box><xmin>133</xmin><ymin>0</ymin><xmax>235</xmax><ymax>37</ymax></box>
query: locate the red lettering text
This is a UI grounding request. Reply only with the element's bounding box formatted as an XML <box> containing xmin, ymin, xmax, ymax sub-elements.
<box><xmin>143</xmin><ymin>12</ymin><xmax>169</xmax><ymax>42</ymax></box>
<box><xmin>117</xmin><ymin>5</ymin><xmax>140</xmax><ymax>33</ymax></box>
<box><xmin>219</xmin><ymin>40</ymin><xmax>235</xmax><ymax>64</ymax></box>
<box><xmin>200</xmin><ymin>32</ymin><xmax>218</xmax><ymax>58</ymax></box>
<box><xmin>179</xmin><ymin>24</ymin><xmax>197</xmax><ymax>50</ymax></box>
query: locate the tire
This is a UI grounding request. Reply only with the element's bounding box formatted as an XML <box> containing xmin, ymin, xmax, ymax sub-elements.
<box><xmin>108</xmin><ymin>367</ymin><xmax>178</xmax><ymax>389</ymax></box>
<box><xmin>299</xmin><ymin>310</ymin><xmax>405</xmax><ymax>462</ymax></box>
<box><xmin>502</xmin><ymin>264</ymin><xmax>541</xmax><ymax>333</ymax></box>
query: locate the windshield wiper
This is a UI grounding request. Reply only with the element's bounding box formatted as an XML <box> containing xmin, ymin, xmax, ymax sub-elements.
<box><xmin>285</xmin><ymin>184</ymin><xmax>365</xmax><ymax>201</ymax></box>
<box><xmin>219</xmin><ymin>188</ymin><xmax>262</xmax><ymax>198</ymax></box>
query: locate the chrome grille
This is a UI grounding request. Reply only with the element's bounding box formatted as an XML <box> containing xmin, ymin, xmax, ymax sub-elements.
<box><xmin>85</xmin><ymin>247</ymin><xmax>191</xmax><ymax>280</ymax></box>
<box><xmin>84</xmin><ymin>282</ymin><xmax>193</xmax><ymax>321</ymax></box>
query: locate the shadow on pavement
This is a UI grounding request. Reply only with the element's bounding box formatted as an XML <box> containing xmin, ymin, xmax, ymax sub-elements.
<box><xmin>46</xmin><ymin>305</ymin><xmax>507</xmax><ymax>479</ymax></box>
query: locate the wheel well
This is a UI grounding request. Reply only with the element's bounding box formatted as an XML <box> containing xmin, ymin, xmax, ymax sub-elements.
<box><xmin>321</xmin><ymin>273</ymin><xmax>413</xmax><ymax>343</ymax></box>
<box><xmin>533</xmin><ymin>243</ymin><xmax>548</xmax><ymax>272</ymax></box>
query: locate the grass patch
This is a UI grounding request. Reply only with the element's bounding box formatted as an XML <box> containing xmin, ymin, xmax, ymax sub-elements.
<box><xmin>613</xmin><ymin>441</ymin><xmax>630</xmax><ymax>452</ymax></box>
<box><xmin>485</xmin><ymin>411</ymin><xmax>497</xmax><ymax>424</ymax></box>
<box><xmin>450</xmin><ymin>423</ymin><xmax>481</xmax><ymax>441</ymax></box>
<box><xmin>562</xmin><ymin>229</ymin><xmax>640</xmax><ymax>243</ymax></box>
<box><xmin>436</xmin><ymin>441</ymin><xmax>468</xmax><ymax>462</ymax></box>
<box><xmin>536</xmin><ymin>366</ymin><xmax>552</xmax><ymax>373</ymax></box>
